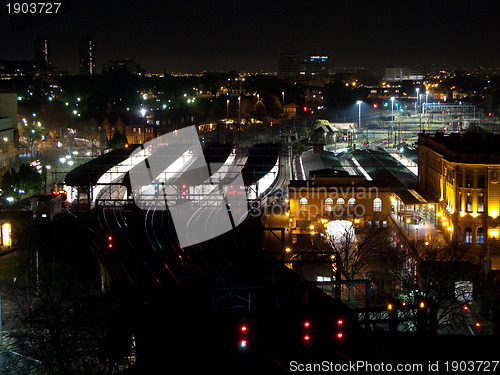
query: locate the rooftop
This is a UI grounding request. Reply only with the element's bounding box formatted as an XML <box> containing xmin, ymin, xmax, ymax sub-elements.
<box><xmin>418</xmin><ymin>131</ymin><xmax>500</xmax><ymax>164</ymax></box>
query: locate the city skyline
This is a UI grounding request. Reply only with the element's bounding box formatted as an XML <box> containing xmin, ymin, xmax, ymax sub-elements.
<box><xmin>2</xmin><ymin>0</ymin><xmax>500</xmax><ymax>74</ymax></box>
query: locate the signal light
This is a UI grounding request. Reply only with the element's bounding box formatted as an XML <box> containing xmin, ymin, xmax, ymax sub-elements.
<box><xmin>463</xmin><ymin>305</ymin><xmax>469</xmax><ymax>311</ymax></box>
<box><xmin>475</xmin><ymin>322</ymin><xmax>481</xmax><ymax>327</ymax></box>
<box><xmin>388</xmin><ymin>303</ymin><xmax>393</xmax><ymax>310</ymax></box>
<box><xmin>336</xmin><ymin>317</ymin><xmax>344</xmax><ymax>343</ymax></box>
<box><xmin>302</xmin><ymin>320</ymin><xmax>312</xmax><ymax>346</ymax></box>
<box><xmin>420</xmin><ymin>302</ymin><xmax>425</xmax><ymax>309</ymax></box>
<box><xmin>107</xmin><ymin>235</ymin><xmax>114</xmax><ymax>249</ymax></box>
<box><xmin>238</xmin><ymin>324</ymin><xmax>248</xmax><ymax>349</ymax></box>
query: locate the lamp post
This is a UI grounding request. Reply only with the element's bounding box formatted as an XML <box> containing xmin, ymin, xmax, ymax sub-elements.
<box><xmin>391</xmin><ymin>97</ymin><xmax>395</xmax><ymax>142</ymax></box>
<box><xmin>238</xmin><ymin>96</ymin><xmax>241</xmax><ymax>125</ymax></box>
<box><xmin>282</xmin><ymin>91</ymin><xmax>285</xmax><ymax>108</ymax></box>
<box><xmin>226</xmin><ymin>98</ymin><xmax>229</xmax><ymax>120</ymax></box>
<box><xmin>419</xmin><ymin>93</ymin><xmax>423</xmax><ymax>131</ymax></box>
<box><xmin>391</xmin><ymin>97</ymin><xmax>395</xmax><ymax>120</ymax></box>
<box><xmin>357</xmin><ymin>101</ymin><xmax>362</xmax><ymax>141</ymax></box>
<box><xmin>416</xmin><ymin>88</ymin><xmax>420</xmax><ymax>114</ymax></box>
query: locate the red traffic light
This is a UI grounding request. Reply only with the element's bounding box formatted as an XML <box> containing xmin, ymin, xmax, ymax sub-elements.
<box><xmin>303</xmin><ymin>335</ymin><xmax>310</xmax><ymax>341</ymax></box>
<box><xmin>240</xmin><ymin>325</ymin><xmax>247</xmax><ymax>332</ymax></box>
<box><xmin>337</xmin><ymin>319</ymin><xmax>343</xmax><ymax>326</ymax></box>
<box><xmin>240</xmin><ymin>339</ymin><xmax>247</xmax><ymax>348</ymax></box>
<box><xmin>304</xmin><ymin>321</ymin><xmax>310</xmax><ymax>327</ymax></box>
<box><xmin>475</xmin><ymin>322</ymin><xmax>481</xmax><ymax>327</ymax></box>
<box><xmin>337</xmin><ymin>332</ymin><xmax>343</xmax><ymax>339</ymax></box>
<box><xmin>108</xmin><ymin>236</ymin><xmax>113</xmax><ymax>241</ymax></box>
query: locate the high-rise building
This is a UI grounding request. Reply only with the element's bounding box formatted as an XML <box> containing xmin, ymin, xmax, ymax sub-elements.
<box><xmin>278</xmin><ymin>46</ymin><xmax>300</xmax><ymax>80</ymax></box>
<box><xmin>304</xmin><ymin>48</ymin><xmax>328</xmax><ymax>77</ymax></box>
<box><xmin>79</xmin><ymin>35</ymin><xmax>96</xmax><ymax>76</ymax></box>
<box><xmin>35</xmin><ymin>35</ymin><xmax>51</xmax><ymax>68</ymax></box>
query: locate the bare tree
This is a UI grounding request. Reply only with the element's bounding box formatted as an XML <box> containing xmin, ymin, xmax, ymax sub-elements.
<box><xmin>2</xmin><ymin>260</ymin><xmax>134</xmax><ymax>375</ymax></box>
<box><xmin>369</xmin><ymin>237</ymin><xmax>483</xmax><ymax>334</ymax></box>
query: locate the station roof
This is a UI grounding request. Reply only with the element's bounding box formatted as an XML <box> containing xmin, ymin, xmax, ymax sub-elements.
<box><xmin>300</xmin><ymin>149</ymin><xmax>346</xmax><ymax>178</ymax></box>
<box><xmin>242</xmin><ymin>143</ymin><xmax>280</xmax><ymax>186</ymax></box>
<box><xmin>65</xmin><ymin>145</ymin><xmax>141</xmax><ymax>186</ymax></box>
<box><xmin>66</xmin><ymin>142</ymin><xmax>237</xmax><ymax>187</ymax></box>
<box><xmin>351</xmin><ymin>150</ymin><xmax>417</xmax><ymax>189</ymax></box>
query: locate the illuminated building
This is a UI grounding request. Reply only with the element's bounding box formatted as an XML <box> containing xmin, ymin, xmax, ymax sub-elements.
<box><xmin>35</xmin><ymin>35</ymin><xmax>51</xmax><ymax>69</ymax></box>
<box><xmin>418</xmin><ymin>131</ymin><xmax>500</xmax><ymax>270</ymax></box>
<box><xmin>79</xmin><ymin>35</ymin><xmax>96</xmax><ymax>76</ymax></box>
<box><xmin>289</xmin><ymin>176</ymin><xmax>393</xmax><ymax>230</ymax></box>
<box><xmin>304</xmin><ymin>48</ymin><xmax>328</xmax><ymax>77</ymax></box>
<box><xmin>384</xmin><ymin>65</ymin><xmax>424</xmax><ymax>82</ymax></box>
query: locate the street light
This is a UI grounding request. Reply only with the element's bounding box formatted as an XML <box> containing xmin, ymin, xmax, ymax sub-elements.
<box><xmin>238</xmin><ymin>96</ymin><xmax>241</xmax><ymax>124</ymax></box>
<box><xmin>226</xmin><ymin>99</ymin><xmax>229</xmax><ymax>120</ymax></box>
<box><xmin>282</xmin><ymin>91</ymin><xmax>285</xmax><ymax>108</ymax></box>
<box><xmin>415</xmin><ymin>88</ymin><xmax>420</xmax><ymax>114</ymax></box>
<box><xmin>391</xmin><ymin>97</ymin><xmax>395</xmax><ymax>120</ymax></box>
<box><xmin>357</xmin><ymin>101</ymin><xmax>362</xmax><ymax>139</ymax></box>
<box><xmin>425</xmin><ymin>90</ymin><xmax>429</xmax><ymax>114</ymax></box>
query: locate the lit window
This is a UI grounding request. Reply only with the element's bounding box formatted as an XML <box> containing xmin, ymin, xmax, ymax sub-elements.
<box><xmin>373</xmin><ymin>198</ymin><xmax>382</xmax><ymax>212</ymax></box>
<box><xmin>466</xmin><ymin>194</ymin><xmax>472</xmax><ymax>212</ymax></box>
<box><xmin>465</xmin><ymin>227</ymin><xmax>472</xmax><ymax>244</ymax></box>
<box><xmin>336</xmin><ymin>198</ymin><xmax>344</xmax><ymax>205</ymax></box>
<box><xmin>477</xmin><ymin>227</ymin><xmax>484</xmax><ymax>244</ymax></box>
<box><xmin>478</xmin><ymin>194</ymin><xmax>484</xmax><ymax>213</ymax></box>
<box><xmin>1</xmin><ymin>223</ymin><xmax>11</xmax><ymax>246</ymax></box>
<box><xmin>325</xmin><ymin>198</ymin><xmax>333</xmax><ymax>212</ymax></box>
<box><xmin>348</xmin><ymin>198</ymin><xmax>356</xmax><ymax>205</ymax></box>
<box><xmin>300</xmin><ymin>198</ymin><xmax>308</xmax><ymax>212</ymax></box>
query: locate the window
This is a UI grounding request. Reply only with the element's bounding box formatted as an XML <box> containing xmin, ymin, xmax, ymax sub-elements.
<box><xmin>464</xmin><ymin>227</ymin><xmax>472</xmax><ymax>244</ymax></box>
<box><xmin>382</xmin><ymin>221</ymin><xmax>387</xmax><ymax>228</ymax></box>
<box><xmin>325</xmin><ymin>198</ymin><xmax>333</xmax><ymax>212</ymax></box>
<box><xmin>348</xmin><ymin>198</ymin><xmax>356</xmax><ymax>205</ymax></box>
<box><xmin>466</xmin><ymin>174</ymin><xmax>473</xmax><ymax>188</ymax></box>
<box><xmin>336</xmin><ymin>198</ymin><xmax>344</xmax><ymax>205</ymax></box>
<box><xmin>300</xmin><ymin>198</ymin><xmax>308</xmax><ymax>212</ymax></box>
<box><xmin>466</xmin><ymin>194</ymin><xmax>472</xmax><ymax>212</ymax></box>
<box><xmin>478</xmin><ymin>174</ymin><xmax>486</xmax><ymax>188</ymax></box>
<box><xmin>477</xmin><ymin>228</ymin><xmax>484</xmax><ymax>244</ymax></box>
<box><xmin>478</xmin><ymin>194</ymin><xmax>485</xmax><ymax>213</ymax></box>
<box><xmin>373</xmin><ymin>198</ymin><xmax>382</xmax><ymax>212</ymax></box>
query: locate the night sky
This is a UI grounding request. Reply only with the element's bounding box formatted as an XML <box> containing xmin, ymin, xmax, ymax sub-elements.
<box><xmin>1</xmin><ymin>0</ymin><xmax>500</xmax><ymax>74</ymax></box>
